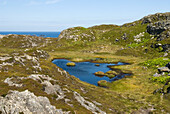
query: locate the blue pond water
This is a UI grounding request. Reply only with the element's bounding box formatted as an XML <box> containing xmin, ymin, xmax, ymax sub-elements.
<box><xmin>52</xmin><ymin>59</ymin><xmax>131</xmax><ymax>86</ymax></box>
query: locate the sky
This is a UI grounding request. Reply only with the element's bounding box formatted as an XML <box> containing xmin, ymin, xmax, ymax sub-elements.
<box><xmin>0</xmin><ymin>0</ymin><xmax>170</xmax><ymax>32</ymax></box>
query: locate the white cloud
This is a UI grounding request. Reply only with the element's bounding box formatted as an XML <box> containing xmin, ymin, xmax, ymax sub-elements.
<box><xmin>45</xmin><ymin>0</ymin><xmax>61</xmax><ymax>5</ymax></box>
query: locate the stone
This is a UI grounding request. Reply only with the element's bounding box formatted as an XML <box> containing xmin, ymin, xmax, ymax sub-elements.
<box><xmin>158</xmin><ymin>67</ymin><xmax>170</xmax><ymax>73</ymax></box>
<box><xmin>153</xmin><ymin>73</ymin><xmax>161</xmax><ymax>77</ymax></box>
<box><xmin>164</xmin><ymin>53</ymin><xmax>168</xmax><ymax>57</ymax></box>
<box><xmin>121</xmin><ymin>33</ymin><xmax>128</xmax><ymax>40</ymax></box>
<box><xmin>4</xmin><ymin>77</ymin><xmax>23</xmax><ymax>87</ymax></box>
<box><xmin>74</xmin><ymin>91</ymin><xmax>106</xmax><ymax>114</ymax></box>
<box><xmin>41</xmin><ymin>81</ymin><xmax>65</xmax><ymax>100</ymax></box>
<box><xmin>0</xmin><ymin>90</ymin><xmax>69</xmax><ymax>114</ymax></box>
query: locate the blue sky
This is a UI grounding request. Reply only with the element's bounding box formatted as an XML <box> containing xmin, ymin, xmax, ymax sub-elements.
<box><xmin>0</xmin><ymin>0</ymin><xmax>170</xmax><ymax>31</ymax></box>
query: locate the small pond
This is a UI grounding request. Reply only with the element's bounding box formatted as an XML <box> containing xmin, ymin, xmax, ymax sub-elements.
<box><xmin>52</xmin><ymin>59</ymin><xmax>131</xmax><ymax>86</ymax></box>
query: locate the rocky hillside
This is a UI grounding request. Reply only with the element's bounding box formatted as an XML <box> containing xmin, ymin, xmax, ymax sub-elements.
<box><xmin>0</xmin><ymin>35</ymin><xmax>111</xmax><ymax>114</ymax></box>
<box><xmin>0</xmin><ymin>12</ymin><xmax>169</xmax><ymax>114</ymax></box>
<box><xmin>59</xmin><ymin>12</ymin><xmax>170</xmax><ymax>58</ymax></box>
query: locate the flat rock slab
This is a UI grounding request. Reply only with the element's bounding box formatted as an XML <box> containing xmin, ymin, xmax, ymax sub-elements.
<box><xmin>158</xmin><ymin>67</ymin><xmax>170</xmax><ymax>73</ymax></box>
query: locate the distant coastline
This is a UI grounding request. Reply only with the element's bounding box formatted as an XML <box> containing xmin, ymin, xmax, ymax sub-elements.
<box><xmin>0</xmin><ymin>32</ymin><xmax>60</xmax><ymax>38</ymax></box>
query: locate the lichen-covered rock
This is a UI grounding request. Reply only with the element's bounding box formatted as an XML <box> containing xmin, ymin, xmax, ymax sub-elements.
<box><xmin>0</xmin><ymin>90</ymin><xmax>69</xmax><ymax>114</ymax></box>
<box><xmin>133</xmin><ymin>32</ymin><xmax>145</xmax><ymax>43</ymax></box>
<box><xmin>42</xmin><ymin>81</ymin><xmax>65</xmax><ymax>100</ymax></box>
<box><xmin>4</xmin><ymin>74</ymin><xmax>66</xmax><ymax>101</ymax></box>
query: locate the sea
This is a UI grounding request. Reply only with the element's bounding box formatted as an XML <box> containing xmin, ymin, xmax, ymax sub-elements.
<box><xmin>0</xmin><ymin>32</ymin><xmax>60</xmax><ymax>38</ymax></box>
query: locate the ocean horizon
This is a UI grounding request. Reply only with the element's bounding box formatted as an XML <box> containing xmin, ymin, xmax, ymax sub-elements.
<box><xmin>0</xmin><ymin>31</ymin><xmax>60</xmax><ymax>38</ymax></box>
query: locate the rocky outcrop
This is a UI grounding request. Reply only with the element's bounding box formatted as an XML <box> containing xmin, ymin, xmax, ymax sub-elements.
<box><xmin>133</xmin><ymin>32</ymin><xmax>145</xmax><ymax>43</ymax></box>
<box><xmin>0</xmin><ymin>53</ymin><xmax>42</xmax><ymax>73</ymax></box>
<box><xmin>0</xmin><ymin>90</ymin><xmax>69</xmax><ymax>114</ymax></box>
<box><xmin>4</xmin><ymin>74</ymin><xmax>66</xmax><ymax>101</ymax></box>
<box><xmin>58</xmin><ymin>27</ymin><xmax>96</xmax><ymax>42</ymax></box>
<box><xmin>141</xmin><ymin>12</ymin><xmax>170</xmax><ymax>24</ymax></box>
<box><xmin>156</xmin><ymin>31</ymin><xmax>170</xmax><ymax>41</ymax></box>
<box><xmin>150</xmin><ymin>43</ymin><xmax>170</xmax><ymax>52</ymax></box>
<box><xmin>3</xmin><ymin>74</ymin><xmax>105</xmax><ymax>114</ymax></box>
<box><xmin>147</xmin><ymin>20</ymin><xmax>170</xmax><ymax>35</ymax></box>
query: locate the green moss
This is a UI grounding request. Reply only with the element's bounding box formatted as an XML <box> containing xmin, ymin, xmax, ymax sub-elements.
<box><xmin>142</xmin><ymin>57</ymin><xmax>170</xmax><ymax>68</ymax></box>
<box><xmin>151</xmin><ymin>76</ymin><xmax>170</xmax><ymax>83</ymax></box>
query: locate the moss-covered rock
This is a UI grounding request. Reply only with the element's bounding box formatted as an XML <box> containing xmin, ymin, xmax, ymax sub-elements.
<box><xmin>95</xmin><ymin>64</ymin><xmax>100</xmax><ymax>66</ymax></box>
<box><xmin>106</xmin><ymin>75</ymin><xmax>116</xmax><ymax>79</ymax></box>
<box><xmin>105</xmin><ymin>70</ymin><xmax>118</xmax><ymax>75</ymax></box>
<box><xmin>94</xmin><ymin>71</ymin><xmax>105</xmax><ymax>76</ymax></box>
<box><xmin>104</xmin><ymin>70</ymin><xmax>118</xmax><ymax>78</ymax></box>
<box><xmin>97</xmin><ymin>80</ymin><xmax>108</xmax><ymax>87</ymax></box>
<box><xmin>66</xmin><ymin>62</ymin><xmax>76</xmax><ymax>66</ymax></box>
